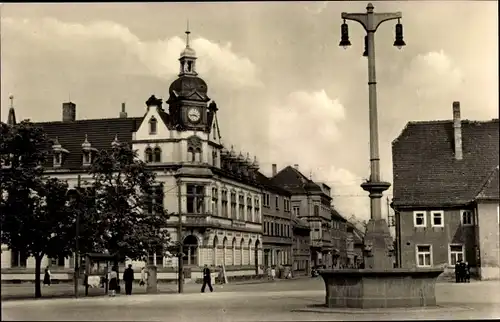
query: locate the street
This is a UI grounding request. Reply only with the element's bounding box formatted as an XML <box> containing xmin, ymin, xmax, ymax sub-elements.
<box><xmin>2</xmin><ymin>278</ymin><xmax>500</xmax><ymax>321</ymax></box>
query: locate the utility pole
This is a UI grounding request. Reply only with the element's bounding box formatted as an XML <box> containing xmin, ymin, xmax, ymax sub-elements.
<box><xmin>74</xmin><ymin>174</ymin><xmax>81</xmax><ymax>298</ymax></box>
<box><xmin>177</xmin><ymin>178</ymin><xmax>184</xmax><ymax>293</ymax></box>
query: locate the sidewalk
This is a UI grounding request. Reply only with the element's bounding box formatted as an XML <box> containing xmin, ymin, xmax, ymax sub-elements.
<box><xmin>1</xmin><ymin>276</ymin><xmax>310</xmax><ymax>301</ymax></box>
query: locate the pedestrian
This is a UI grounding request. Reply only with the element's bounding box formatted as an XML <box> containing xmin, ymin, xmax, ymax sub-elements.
<box><xmin>139</xmin><ymin>267</ymin><xmax>147</xmax><ymax>286</ymax></box>
<box><xmin>123</xmin><ymin>264</ymin><xmax>135</xmax><ymax>295</ymax></box>
<box><xmin>455</xmin><ymin>260</ymin><xmax>461</xmax><ymax>283</ymax></box>
<box><xmin>201</xmin><ymin>264</ymin><xmax>214</xmax><ymax>293</ymax></box>
<box><xmin>271</xmin><ymin>266</ymin><xmax>276</xmax><ymax>281</ymax></box>
<box><xmin>43</xmin><ymin>266</ymin><xmax>51</xmax><ymax>286</ymax></box>
<box><xmin>464</xmin><ymin>262</ymin><xmax>471</xmax><ymax>283</ymax></box>
<box><xmin>266</xmin><ymin>266</ymin><xmax>271</xmax><ymax>280</ymax></box>
<box><xmin>108</xmin><ymin>267</ymin><xmax>118</xmax><ymax>297</ymax></box>
<box><xmin>460</xmin><ymin>260</ymin><xmax>466</xmax><ymax>283</ymax></box>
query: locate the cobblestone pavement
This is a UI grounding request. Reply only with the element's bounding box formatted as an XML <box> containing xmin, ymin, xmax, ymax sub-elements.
<box><xmin>2</xmin><ymin>279</ymin><xmax>500</xmax><ymax>321</ymax></box>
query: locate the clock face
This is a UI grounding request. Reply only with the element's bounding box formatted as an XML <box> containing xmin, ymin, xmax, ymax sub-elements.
<box><xmin>187</xmin><ymin>107</ymin><xmax>201</xmax><ymax>123</ymax></box>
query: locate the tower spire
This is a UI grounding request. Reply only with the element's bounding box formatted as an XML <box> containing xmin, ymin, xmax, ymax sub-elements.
<box><xmin>186</xmin><ymin>19</ymin><xmax>191</xmax><ymax>48</ymax></box>
<box><xmin>7</xmin><ymin>94</ymin><xmax>16</xmax><ymax>126</ymax></box>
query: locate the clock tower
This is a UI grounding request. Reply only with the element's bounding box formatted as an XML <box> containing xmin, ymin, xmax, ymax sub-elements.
<box><xmin>167</xmin><ymin>27</ymin><xmax>213</xmax><ymax>132</ymax></box>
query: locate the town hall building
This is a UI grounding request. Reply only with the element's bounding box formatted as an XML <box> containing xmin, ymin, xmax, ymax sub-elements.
<box><xmin>1</xmin><ymin>29</ymin><xmax>264</xmax><ymax>282</ymax></box>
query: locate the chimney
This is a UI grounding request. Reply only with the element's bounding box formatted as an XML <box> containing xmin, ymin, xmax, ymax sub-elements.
<box><xmin>119</xmin><ymin>102</ymin><xmax>128</xmax><ymax>118</ymax></box>
<box><xmin>452</xmin><ymin>101</ymin><xmax>463</xmax><ymax>160</ymax></box>
<box><xmin>62</xmin><ymin>102</ymin><xmax>76</xmax><ymax>122</ymax></box>
<box><xmin>294</xmin><ymin>164</ymin><xmax>299</xmax><ymax>170</ymax></box>
<box><xmin>272</xmin><ymin>164</ymin><xmax>277</xmax><ymax>177</ymax></box>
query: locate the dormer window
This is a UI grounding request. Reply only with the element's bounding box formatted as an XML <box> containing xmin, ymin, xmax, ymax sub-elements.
<box><xmin>81</xmin><ymin>134</ymin><xmax>98</xmax><ymax>167</ymax></box>
<box><xmin>153</xmin><ymin>147</ymin><xmax>162</xmax><ymax>163</ymax></box>
<box><xmin>212</xmin><ymin>150</ymin><xmax>217</xmax><ymax>167</ymax></box>
<box><xmin>145</xmin><ymin>147</ymin><xmax>153</xmax><ymax>163</ymax></box>
<box><xmin>54</xmin><ymin>152</ymin><xmax>62</xmax><ymax>167</ymax></box>
<box><xmin>52</xmin><ymin>137</ymin><xmax>69</xmax><ymax>168</ymax></box>
<box><xmin>149</xmin><ymin>117</ymin><xmax>157</xmax><ymax>135</ymax></box>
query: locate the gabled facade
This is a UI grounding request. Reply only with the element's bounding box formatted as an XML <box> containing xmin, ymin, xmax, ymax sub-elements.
<box><xmin>346</xmin><ymin>220</ymin><xmax>364</xmax><ymax>268</ymax></box>
<box><xmin>392</xmin><ymin>101</ymin><xmax>499</xmax><ymax>280</ymax></box>
<box><xmin>271</xmin><ymin>164</ymin><xmax>334</xmax><ymax>268</ymax></box>
<box><xmin>330</xmin><ymin>208</ymin><xmax>348</xmax><ymax>267</ymax></box>
<box><xmin>1</xmin><ymin>29</ymin><xmax>265</xmax><ymax>282</ymax></box>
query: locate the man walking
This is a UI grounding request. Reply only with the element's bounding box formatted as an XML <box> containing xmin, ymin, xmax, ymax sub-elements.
<box><xmin>201</xmin><ymin>264</ymin><xmax>213</xmax><ymax>293</ymax></box>
<box><xmin>123</xmin><ymin>264</ymin><xmax>135</xmax><ymax>295</ymax></box>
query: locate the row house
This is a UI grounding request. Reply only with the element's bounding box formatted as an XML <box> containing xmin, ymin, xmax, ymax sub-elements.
<box><xmin>292</xmin><ymin>217</ymin><xmax>311</xmax><ymax>275</ymax></box>
<box><xmin>392</xmin><ymin>101</ymin><xmax>499</xmax><ymax>280</ymax></box>
<box><xmin>330</xmin><ymin>208</ymin><xmax>348</xmax><ymax>267</ymax></box>
<box><xmin>257</xmin><ymin>169</ymin><xmax>294</xmax><ymax>272</ymax></box>
<box><xmin>1</xmin><ymin>29</ymin><xmax>265</xmax><ymax>282</ymax></box>
<box><xmin>271</xmin><ymin>165</ymin><xmax>335</xmax><ymax>268</ymax></box>
<box><xmin>346</xmin><ymin>220</ymin><xmax>365</xmax><ymax>268</ymax></box>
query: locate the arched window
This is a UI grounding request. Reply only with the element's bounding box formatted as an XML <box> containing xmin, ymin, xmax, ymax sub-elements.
<box><xmin>222</xmin><ymin>237</ymin><xmax>228</xmax><ymax>266</ymax></box>
<box><xmin>187</xmin><ymin>136</ymin><xmax>202</xmax><ymax>163</ymax></box>
<box><xmin>149</xmin><ymin>117</ymin><xmax>157</xmax><ymax>134</ymax></box>
<box><xmin>248</xmin><ymin>239</ymin><xmax>252</xmax><ymax>265</ymax></box>
<box><xmin>182</xmin><ymin>235</ymin><xmax>198</xmax><ymax>266</ymax></box>
<box><xmin>145</xmin><ymin>147</ymin><xmax>153</xmax><ymax>163</ymax></box>
<box><xmin>213</xmin><ymin>236</ymin><xmax>218</xmax><ymax>267</ymax></box>
<box><xmin>240</xmin><ymin>238</ymin><xmax>245</xmax><ymax>266</ymax></box>
<box><xmin>232</xmin><ymin>238</ymin><xmax>237</xmax><ymax>266</ymax></box>
<box><xmin>153</xmin><ymin>147</ymin><xmax>161</xmax><ymax>163</ymax></box>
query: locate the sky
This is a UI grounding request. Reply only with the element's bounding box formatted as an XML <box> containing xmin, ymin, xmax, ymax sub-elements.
<box><xmin>1</xmin><ymin>1</ymin><xmax>498</xmax><ymax>223</ymax></box>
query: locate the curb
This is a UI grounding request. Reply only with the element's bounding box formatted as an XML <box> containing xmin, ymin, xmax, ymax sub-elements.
<box><xmin>292</xmin><ymin>304</ymin><xmax>473</xmax><ymax>314</ymax></box>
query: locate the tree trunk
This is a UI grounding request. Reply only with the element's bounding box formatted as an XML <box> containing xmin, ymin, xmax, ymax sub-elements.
<box><xmin>34</xmin><ymin>254</ymin><xmax>42</xmax><ymax>298</ymax></box>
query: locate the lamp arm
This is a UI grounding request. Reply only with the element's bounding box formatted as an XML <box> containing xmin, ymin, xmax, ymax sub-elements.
<box><xmin>373</xmin><ymin>12</ymin><xmax>402</xmax><ymax>31</ymax></box>
<box><xmin>341</xmin><ymin>12</ymin><xmax>368</xmax><ymax>31</ymax></box>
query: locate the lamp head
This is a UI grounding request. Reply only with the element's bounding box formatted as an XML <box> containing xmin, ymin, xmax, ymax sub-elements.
<box><xmin>339</xmin><ymin>20</ymin><xmax>351</xmax><ymax>49</ymax></box>
<box><xmin>393</xmin><ymin>19</ymin><xmax>406</xmax><ymax>49</ymax></box>
<box><xmin>362</xmin><ymin>35</ymin><xmax>368</xmax><ymax>57</ymax></box>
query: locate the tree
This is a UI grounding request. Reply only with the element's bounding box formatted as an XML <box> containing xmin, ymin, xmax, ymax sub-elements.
<box><xmin>81</xmin><ymin>142</ymin><xmax>170</xmax><ymax>263</ymax></box>
<box><xmin>0</xmin><ymin>121</ymin><xmax>76</xmax><ymax>298</ymax></box>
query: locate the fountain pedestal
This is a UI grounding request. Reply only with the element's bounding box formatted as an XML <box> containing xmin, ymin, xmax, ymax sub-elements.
<box><xmin>320</xmin><ymin>268</ymin><xmax>444</xmax><ymax>308</ymax></box>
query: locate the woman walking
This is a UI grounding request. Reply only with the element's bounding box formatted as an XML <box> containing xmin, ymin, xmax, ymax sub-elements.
<box><xmin>108</xmin><ymin>266</ymin><xmax>118</xmax><ymax>297</ymax></box>
<box><xmin>43</xmin><ymin>266</ymin><xmax>51</xmax><ymax>286</ymax></box>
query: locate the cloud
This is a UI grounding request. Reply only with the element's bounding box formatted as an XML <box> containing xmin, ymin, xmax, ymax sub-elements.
<box><xmin>304</xmin><ymin>1</ymin><xmax>329</xmax><ymax>15</ymax></box>
<box><xmin>1</xmin><ymin>17</ymin><xmax>261</xmax><ymax>89</ymax></box>
<box><xmin>402</xmin><ymin>50</ymin><xmax>463</xmax><ymax>101</ymax></box>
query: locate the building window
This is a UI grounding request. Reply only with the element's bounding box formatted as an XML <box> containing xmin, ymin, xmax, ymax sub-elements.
<box><xmin>431</xmin><ymin>211</ymin><xmax>444</xmax><ymax>227</ymax></box>
<box><xmin>314</xmin><ymin>205</ymin><xmax>319</xmax><ymax>216</ymax></box>
<box><xmin>212</xmin><ymin>150</ymin><xmax>217</xmax><ymax>167</ymax></box>
<box><xmin>149</xmin><ymin>117</ymin><xmax>157</xmax><ymax>134</ymax></box>
<box><xmin>187</xmin><ymin>184</ymin><xmax>205</xmax><ymax>214</ymax></box>
<box><xmin>211</xmin><ymin>187</ymin><xmax>218</xmax><ymax>216</ymax></box>
<box><xmin>53</xmin><ymin>152</ymin><xmax>62</xmax><ymax>167</ymax></box>
<box><xmin>153</xmin><ymin>147</ymin><xmax>162</xmax><ymax>163</ymax></box>
<box><xmin>145</xmin><ymin>185</ymin><xmax>164</xmax><ymax>214</ymax></box>
<box><xmin>221</xmin><ymin>190</ymin><xmax>228</xmax><ymax>217</ymax></box>
<box><xmin>293</xmin><ymin>206</ymin><xmax>300</xmax><ymax>216</ymax></box>
<box><xmin>271</xmin><ymin>222</ymin><xmax>275</xmax><ymax>236</ymax></box>
<box><xmin>51</xmin><ymin>256</ymin><xmax>65</xmax><ymax>267</ymax></box>
<box><xmin>416</xmin><ymin>245</ymin><xmax>432</xmax><ymax>267</ymax></box>
<box><xmin>230</xmin><ymin>192</ymin><xmax>237</xmax><ymax>219</ymax></box>
<box><xmin>275</xmin><ymin>196</ymin><xmax>279</xmax><ymax>210</ymax></box>
<box><xmin>10</xmin><ymin>248</ymin><xmax>27</xmax><ymax>267</ymax></box>
<box><xmin>145</xmin><ymin>147</ymin><xmax>153</xmax><ymax>163</ymax></box>
<box><xmin>449</xmin><ymin>244</ymin><xmax>464</xmax><ymax>265</ymax></box>
<box><xmin>413</xmin><ymin>211</ymin><xmax>426</xmax><ymax>227</ymax></box>
<box><xmin>263</xmin><ymin>193</ymin><xmax>270</xmax><ymax>207</ymax></box>
<box><xmin>247</xmin><ymin>197</ymin><xmax>252</xmax><ymax>221</ymax></box>
<box><xmin>183</xmin><ymin>235</ymin><xmax>198</xmax><ymax>266</ymax></box>
<box><xmin>461</xmin><ymin>210</ymin><xmax>473</xmax><ymax>226</ymax></box>
<box><xmin>254</xmin><ymin>197</ymin><xmax>260</xmax><ymax>222</ymax></box>
<box><xmin>238</xmin><ymin>194</ymin><xmax>245</xmax><ymax>221</ymax></box>
<box><xmin>82</xmin><ymin>151</ymin><xmax>91</xmax><ymax>165</ymax></box>
<box><xmin>284</xmin><ymin>199</ymin><xmax>290</xmax><ymax>212</ymax></box>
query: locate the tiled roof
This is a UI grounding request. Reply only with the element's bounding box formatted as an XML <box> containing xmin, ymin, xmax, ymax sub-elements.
<box><xmin>271</xmin><ymin>166</ymin><xmax>328</xmax><ymax>197</ymax></box>
<box><xmin>255</xmin><ymin>171</ymin><xmax>291</xmax><ymax>196</ymax></box>
<box><xmin>392</xmin><ymin>119</ymin><xmax>499</xmax><ymax>207</ymax></box>
<box><xmin>346</xmin><ymin>221</ymin><xmax>364</xmax><ymax>244</ymax></box>
<box><xmin>35</xmin><ymin>117</ymin><xmax>142</xmax><ymax>170</ymax></box>
<box><xmin>331</xmin><ymin>208</ymin><xmax>347</xmax><ymax>222</ymax></box>
<box><xmin>476</xmin><ymin>166</ymin><xmax>499</xmax><ymax>201</ymax></box>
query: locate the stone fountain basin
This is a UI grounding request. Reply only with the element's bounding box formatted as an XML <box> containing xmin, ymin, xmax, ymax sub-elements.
<box><xmin>319</xmin><ymin>268</ymin><xmax>444</xmax><ymax>309</ymax></box>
